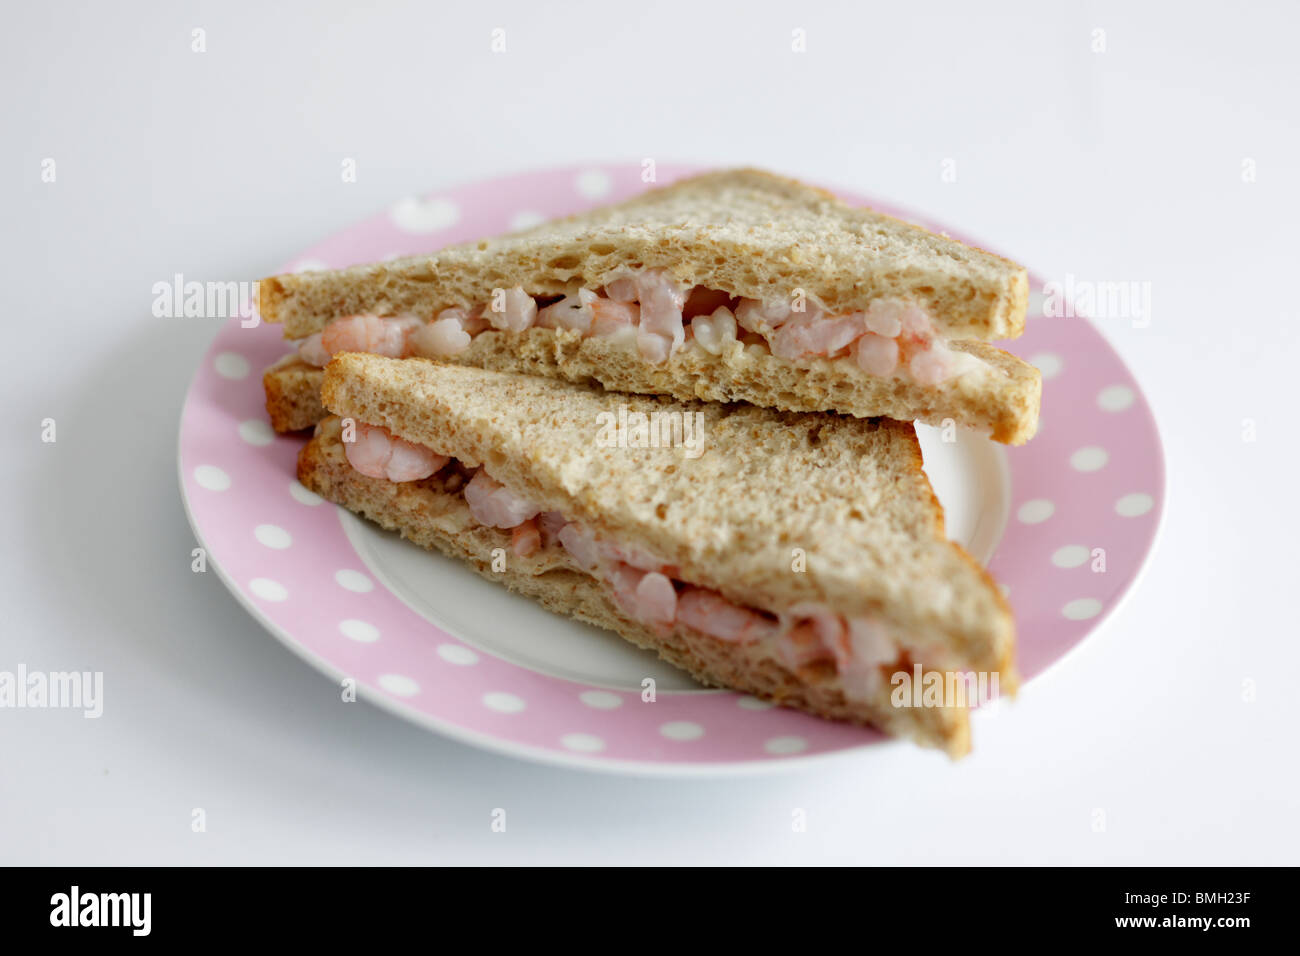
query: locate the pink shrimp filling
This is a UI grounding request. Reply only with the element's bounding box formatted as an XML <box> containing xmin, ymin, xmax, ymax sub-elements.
<box><xmin>340</xmin><ymin>419</ymin><xmax>902</xmax><ymax>699</ymax></box>
<box><xmin>295</xmin><ymin>271</ymin><xmax>974</xmax><ymax>386</ymax></box>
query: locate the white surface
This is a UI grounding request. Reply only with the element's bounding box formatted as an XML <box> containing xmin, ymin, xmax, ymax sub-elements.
<box><xmin>3</xmin><ymin>0</ymin><xmax>1296</xmax><ymax>865</ymax></box>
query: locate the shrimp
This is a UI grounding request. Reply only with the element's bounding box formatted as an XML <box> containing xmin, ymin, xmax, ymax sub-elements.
<box><xmin>557</xmin><ymin>522</ymin><xmax>603</xmax><ymax>572</ymax></box>
<box><xmin>320</xmin><ymin>314</ymin><xmax>418</xmax><ymax>358</ymax></box>
<box><xmin>344</xmin><ymin>422</ymin><xmax>447</xmax><ymax>482</ymax></box>
<box><xmin>487</xmin><ymin>287</ymin><xmax>538</xmax><ymax>332</ymax></box>
<box><xmin>603</xmin><ymin>276</ymin><xmax>639</xmax><ymax>302</ymax></box>
<box><xmin>897</xmin><ymin>302</ymin><xmax>933</xmax><ymax>342</ymax></box>
<box><xmin>608</xmin><ymin>564</ymin><xmax>677</xmax><ymax>627</ymax></box>
<box><xmin>908</xmin><ymin>345</ymin><xmax>956</xmax><ymax>385</ymax></box>
<box><xmin>852</xmin><ymin>333</ymin><xmax>900</xmax><ymax>377</ymax></box>
<box><xmin>297</xmin><ymin>332</ymin><xmax>331</xmax><ymax>367</ymax></box>
<box><xmin>463</xmin><ymin>470</ymin><xmax>541</xmax><ymax>529</ymax></box>
<box><xmin>734</xmin><ymin>298</ymin><xmax>794</xmax><ymax>334</ymax></box>
<box><xmin>677</xmin><ymin>587</ymin><xmax>771</xmax><ymax>643</ymax></box>
<box><xmin>787</xmin><ymin>603</ymin><xmax>846</xmax><ymax>654</ymax></box>
<box><xmin>690</xmin><ymin>306</ymin><xmax>738</xmax><ymax>355</ymax></box>
<box><xmin>605</xmin><ymin>538</ymin><xmax>668</xmax><ymax>573</ymax></box>
<box><xmin>634</xmin><ymin>270</ymin><xmax>687</xmax><ymax>363</ymax></box>
<box><xmin>769</xmin><ymin>312</ymin><xmax>866</xmax><ymax>360</ymax></box>
<box><xmin>536</xmin><ymin>289</ymin><xmax>596</xmax><ymax>334</ymax></box>
<box><xmin>537</xmin><ymin>510</ymin><xmax>568</xmax><ymax>547</ymax></box>
<box><xmin>836</xmin><ymin>617</ymin><xmax>897</xmax><ymax>701</ymax></box>
<box><xmin>410</xmin><ymin>314</ymin><xmax>472</xmax><ymax>357</ymax></box>
<box><xmin>863</xmin><ymin>299</ymin><xmax>905</xmax><ymax>338</ymax></box>
<box><xmin>776</xmin><ymin>622</ymin><xmax>836</xmax><ymax>670</ymax></box>
<box><xmin>511</xmin><ymin>519</ymin><xmax>542</xmax><ymax>558</ymax></box>
<box><xmin>589</xmin><ymin>298</ymin><xmax>640</xmax><ymax>337</ymax></box>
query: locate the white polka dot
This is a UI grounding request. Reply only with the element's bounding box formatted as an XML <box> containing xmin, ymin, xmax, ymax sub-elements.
<box><xmin>339</xmin><ymin>619</ymin><xmax>379</xmax><ymax>643</ymax></box>
<box><xmin>253</xmin><ymin>524</ymin><xmax>292</xmax><ymax>549</ymax></box>
<box><xmin>238</xmin><ymin>419</ymin><xmax>275</xmax><ymax>446</ymax></box>
<box><xmin>1017</xmin><ymin>499</ymin><xmax>1055</xmax><ymax>524</ymax></box>
<box><xmin>560</xmin><ymin>732</ymin><xmax>605</xmax><ymax>753</ymax></box>
<box><xmin>378</xmin><ymin>674</ymin><xmax>419</xmax><ymax>697</ymax></box>
<box><xmin>213</xmin><ymin>352</ymin><xmax>250</xmax><ymax>379</ymax></box>
<box><xmin>390</xmin><ymin>196</ymin><xmax>460</xmax><ymax>233</ymax></box>
<box><xmin>1031</xmin><ymin>353</ymin><xmax>1063</xmax><ymax>379</ymax></box>
<box><xmin>249</xmin><ymin>578</ymin><xmax>287</xmax><ymax>602</ymax></box>
<box><xmin>579</xmin><ymin>690</ymin><xmax>623</xmax><ymax>710</ymax></box>
<box><xmin>1115</xmin><ymin>492</ymin><xmax>1154</xmax><ymax>517</ymax></box>
<box><xmin>1062</xmin><ymin>598</ymin><xmax>1103</xmax><ymax>621</ymax></box>
<box><xmin>1052</xmin><ymin>545</ymin><xmax>1090</xmax><ymax>568</ymax></box>
<box><xmin>1070</xmin><ymin>446</ymin><xmax>1109</xmax><ymax>472</ymax></box>
<box><xmin>764</xmin><ymin>736</ymin><xmax>808</xmax><ymax>755</ymax></box>
<box><xmin>737</xmin><ymin>695</ymin><xmax>774</xmax><ymax>711</ymax></box>
<box><xmin>437</xmin><ymin>644</ymin><xmax>479</xmax><ymax>666</ymax></box>
<box><xmin>289</xmin><ymin>480</ymin><xmax>323</xmax><ymax>506</ymax></box>
<box><xmin>575</xmin><ymin>169</ymin><xmax>612</xmax><ymax>200</ymax></box>
<box><xmin>483</xmin><ymin>692</ymin><xmax>526</xmax><ymax>714</ymax></box>
<box><xmin>334</xmin><ymin>569</ymin><xmax>374</xmax><ymax>593</ymax></box>
<box><xmin>660</xmin><ymin>721</ymin><xmax>704</xmax><ymax>741</ymax></box>
<box><xmin>509</xmin><ymin>210</ymin><xmax>545</xmax><ymax>231</ymax></box>
<box><xmin>291</xmin><ymin>258</ymin><xmax>328</xmax><ymax>273</ymax></box>
<box><xmin>1097</xmin><ymin>385</ymin><xmax>1135</xmax><ymax>412</ymax></box>
<box><xmin>194</xmin><ymin>465</ymin><xmax>231</xmax><ymax>491</ymax></box>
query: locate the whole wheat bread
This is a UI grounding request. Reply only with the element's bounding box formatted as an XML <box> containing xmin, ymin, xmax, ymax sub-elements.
<box><xmin>266</xmin><ymin>331</ymin><xmax>1040</xmax><ymax>442</ymax></box>
<box><xmin>319</xmin><ymin>354</ymin><xmax>1017</xmax><ymax>686</ymax></box>
<box><xmin>262</xmin><ymin>169</ymin><xmax>1027</xmax><ymax>341</ymax></box>
<box><xmin>299</xmin><ymin>415</ymin><xmax>972</xmax><ymax>754</ymax></box>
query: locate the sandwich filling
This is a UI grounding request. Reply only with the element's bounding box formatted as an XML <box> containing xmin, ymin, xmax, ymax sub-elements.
<box><xmin>341</xmin><ymin>420</ymin><xmax>909</xmax><ymax>702</ymax></box>
<box><xmin>293</xmin><ymin>269</ymin><xmax>985</xmax><ymax>387</ymax></box>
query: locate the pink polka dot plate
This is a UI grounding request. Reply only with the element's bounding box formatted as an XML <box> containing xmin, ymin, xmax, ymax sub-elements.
<box><xmin>178</xmin><ymin>163</ymin><xmax>1165</xmax><ymax>775</ymax></box>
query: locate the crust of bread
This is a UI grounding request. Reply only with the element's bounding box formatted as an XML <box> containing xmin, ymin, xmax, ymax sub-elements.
<box><xmin>298</xmin><ymin>417</ymin><xmax>971</xmax><ymax>755</ymax></box>
<box><xmin>260</xmin><ymin>168</ymin><xmax>1028</xmax><ymax>342</ymax></box>
<box><xmin>262</xmin><ymin>335</ymin><xmax>1040</xmax><ymax>444</ymax></box>
<box><xmin>263</xmin><ymin>356</ymin><xmax>326</xmax><ymax>433</ymax></box>
<box><xmin>319</xmin><ymin>354</ymin><xmax>1018</xmax><ymax>688</ymax></box>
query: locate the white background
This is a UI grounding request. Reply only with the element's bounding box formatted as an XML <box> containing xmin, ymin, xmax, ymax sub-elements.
<box><xmin>3</xmin><ymin>0</ymin><xmax>1297</xmax><ymax>865</ymax></box>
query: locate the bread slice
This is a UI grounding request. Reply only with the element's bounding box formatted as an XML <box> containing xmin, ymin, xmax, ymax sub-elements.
<box><xmin>299</xmin><ymin>416</ymin><xmax>972</xmax><ymax>754</ymax></box>
<box><xmin>263</xmin><ymin>355</ymin><xmax>327</xmax><ymax>433</ymax></box>
<box><xmin>267</xmin><ymin>335</ymin><xmax>1039</xmax><ymax>442</ymax></box>
<box><xmin>262</xmin><ymin>169</ymin><xmax>1027</xmax><ymax>341</ymax></box>
<box><xmin>319</xmin><ymin>352</ymin><xmax>1016</xmax><ymax>691</ymax></box>
<box><xmin>259</xmin><ymin>169</ymin><xmax>1039</xmax><ymax>440</ymax></box>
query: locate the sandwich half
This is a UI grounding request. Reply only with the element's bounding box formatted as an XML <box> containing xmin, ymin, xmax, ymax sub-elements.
<box><xmin>299</xmin><ymin>352</ymin><xmax>1018</xmax><ymax>755</ymax></box>
<box><xmin>263</xmin><ymin>169</ymin><xmax>1041</xmax><ymax>443</ymax></box>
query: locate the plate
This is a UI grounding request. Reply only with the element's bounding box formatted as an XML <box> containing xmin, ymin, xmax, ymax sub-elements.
<box><xmin>178</xmin><ymin>163</ymin><xmax>1165</xmax><ymax>774</ymax></box>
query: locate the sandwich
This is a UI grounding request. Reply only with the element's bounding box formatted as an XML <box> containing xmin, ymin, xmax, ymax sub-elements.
<box><xmin>299</xmin><ymin>352</ymin><xmax>1018</xmax><ymax>755</ymax></box>
<box><xmin>262</xmin><ymin>169</ymin><xmax>1041</xmax><ymax>443</ymax></box>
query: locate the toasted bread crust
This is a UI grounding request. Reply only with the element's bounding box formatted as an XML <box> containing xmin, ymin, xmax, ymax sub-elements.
<box><xmin>263</xmin><ymin>357</ymin><xmax>326</xmax><ymax>433</ymax></box>
<box><xmin>260</xmin><ymin>168</ymin><xmax>1028</xmax><ymax>342</ymax></box>
<box><xmin>298</xmin><ymin>416</ymin><xmax>971</xmax><ymax>755</ymax></box>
